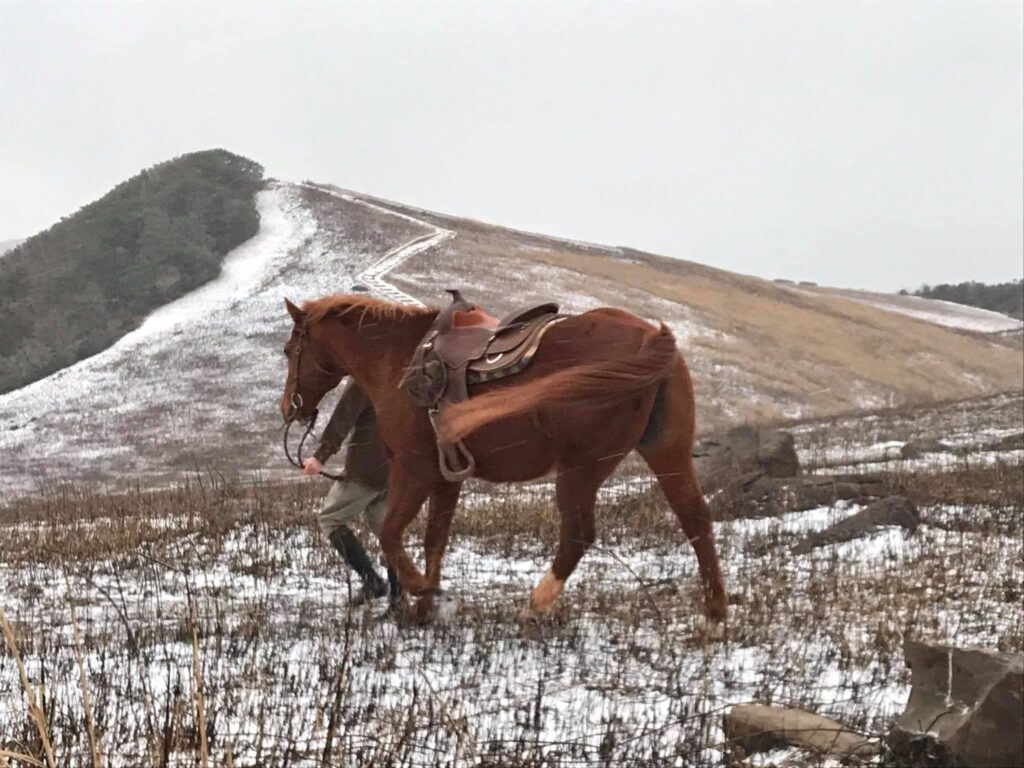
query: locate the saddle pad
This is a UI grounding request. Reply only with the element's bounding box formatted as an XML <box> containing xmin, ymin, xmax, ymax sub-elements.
<box><xmin>452</xmin><ymin>308</ymin><xmax>500</xmax><ymax>329</ymax></box>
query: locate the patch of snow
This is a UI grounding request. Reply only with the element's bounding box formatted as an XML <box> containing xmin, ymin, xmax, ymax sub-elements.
<box><xmin>797</xmin><ymin>286</ymin><xmax>1024</xmax><ymax>334</ymax></box>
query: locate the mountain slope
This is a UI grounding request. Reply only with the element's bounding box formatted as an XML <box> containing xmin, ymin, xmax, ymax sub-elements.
<box><xmin>354</xmin><ymin>184</ymin><xmax>1022</xmax><ymax>418</ymax></box>
<box><xmin>0</xmin><ymin>180</ymin><xmax>1020</xmax><ymax>498</ymax></box>
<box><xmin>0</xmin><ymin>149</ymin><xmax>264</xmax><ymax>394</ymax></box>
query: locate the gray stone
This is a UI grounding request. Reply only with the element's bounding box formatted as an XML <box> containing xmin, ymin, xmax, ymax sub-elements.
<box><xmin>723</xmin><ymin>704</ymin><xmax>878</xmax><ymax>759</ymax></box>
<box><xmin>715</xmin><ymin>472</ymin><xmax>889</xmax><ymax>521</ymax></box>
<box><xmin>888</xmin><ymin>640</ymin><xmax>1023</xmax><ymax>768</ymax></box>
<box><xmin>792</xmin><ymin>495</ymin><xmax>919</xmax><ymax>553</ymax></box>
<box><xmin>694</xmin><ymin>427</ymin><xmax>800</xmax><ymax>494</ymax></box>
<box><xmin>982</xmin><ymin>432</ymin><xmax>1024</xmax><ymax>452</ymax></box>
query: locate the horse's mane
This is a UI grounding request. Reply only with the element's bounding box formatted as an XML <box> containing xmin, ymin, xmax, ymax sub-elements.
<box><xmin>302</xmin><ymin>294</ymin><xmax>436</xmax><ymax>327</ymax></box>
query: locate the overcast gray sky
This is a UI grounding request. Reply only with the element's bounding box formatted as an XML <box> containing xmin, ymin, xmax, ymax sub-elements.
<box><xmin>1</xmin><ymin>0</ymin><xmax>1020</xmax><ymax>291</ymax></box>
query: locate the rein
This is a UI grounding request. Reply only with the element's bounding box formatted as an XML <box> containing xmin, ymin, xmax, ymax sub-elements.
<box><xmin>281</xmin><ymin>405</ymin><xmax>345</xmax><ymax>482</ymax></box>
<box><xmin>282</xmin><ymin>323</ymin><xmax>346</xmax><ymax>483</ymax></box>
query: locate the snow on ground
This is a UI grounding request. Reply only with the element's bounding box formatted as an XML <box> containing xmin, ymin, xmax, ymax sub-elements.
<box><xmin>1</xmin><ymin>495</ymin><xmax>1018</xmax><ymax>766</ymax></box>
<box><xmin>819</xmin><ymin>449</ymin><xmax>1024</xmax><ymax>476</ymax></box>
<box><xmin>798</xmin><ymin>287</ymin><xmax>1023</xmax><ymax>334</ymax></box>
<box><xmin>858</xmin><ymin>295</ymin><xmax>1023</xmax><ymax>333</ymax></box>
<box><xmin>790</xmin><ymin>392</ymin><xmax>1024</xmax><ymax>473</ymax></box>
<box><xmin>298</xmin><ymin>183</ymin><xmax>456</xmax><ymax>307</ymax></box>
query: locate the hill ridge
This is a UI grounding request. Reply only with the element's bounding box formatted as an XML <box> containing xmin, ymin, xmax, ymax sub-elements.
<box><xmin>0</xmin><ymin>177</ymin><xmax>1019</xmax><ymax>498</ymax></box>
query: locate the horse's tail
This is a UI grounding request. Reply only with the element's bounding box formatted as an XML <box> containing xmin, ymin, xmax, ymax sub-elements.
<box><xmin>439</xmin><ymin>323</ymin><xmax>678</xmax><ymax>443</ymax></box>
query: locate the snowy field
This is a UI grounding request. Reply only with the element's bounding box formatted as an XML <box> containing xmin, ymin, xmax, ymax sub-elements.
<box><xmin>1</xmin><ymin>407</ymin><xmax>1021</xmax><ymax>766</ymax></box>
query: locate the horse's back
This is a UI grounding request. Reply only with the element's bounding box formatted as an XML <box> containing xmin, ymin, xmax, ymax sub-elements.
<box><xmin>463</xmin><ymin>306</ymin><xmax>673</xmax><ymax>480</ymax></box>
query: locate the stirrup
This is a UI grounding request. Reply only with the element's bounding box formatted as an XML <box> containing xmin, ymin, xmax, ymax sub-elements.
<box><xmin>428</xmin><ymin>409</ymin><xmax>476</xmax><ymax>481</ymax></box>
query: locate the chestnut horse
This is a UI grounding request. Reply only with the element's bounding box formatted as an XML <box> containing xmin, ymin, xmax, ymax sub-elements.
<box><xmin>279</xmin><ymin>295</ymin><xmax>727</xmax><ymax>621</ymax></box>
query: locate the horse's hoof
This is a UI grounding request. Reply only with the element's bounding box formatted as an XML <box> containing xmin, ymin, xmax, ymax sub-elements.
<box><xmin>518</xmin><ymin>604</ymin><xmax>539</xmax><ymax>623</ymax></box>
<box><xmin>517</xmin><ymin>600</ymin><xmax>560</xmax><ymax>625</ymax></box>
<box><xmin>411</xmin><ymin>593</ymin><xmax>435</xmax><ymax>624</ymax></box>
<box><xmin>409</xmin><ymin>590</ymin><xmax>457</xmax><ymax>625</ymax></box>
<box><xmin>433</xmin><ymin>591</ymin><xmax>458</xmax><ymax>623</ymax></box>
<box><xmin>380</xmin><ymin>594</ymin><xmax>407</xmax><ymax>620</ymax></box>
<box><xmin>706</xmin><ymin>595</ymin><xmax>729</xmax><ymax>624</ymax></box>
<box><xmin>695</xmin><ymin>614</ymin><xmax>728</xmax><ymax>642</ymax></box>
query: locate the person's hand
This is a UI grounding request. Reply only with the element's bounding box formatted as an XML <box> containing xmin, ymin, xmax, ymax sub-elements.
<box><xmin>302</xmin><ymin>457</ymin><xmax>323</xmax><ymax>476</ymax></box>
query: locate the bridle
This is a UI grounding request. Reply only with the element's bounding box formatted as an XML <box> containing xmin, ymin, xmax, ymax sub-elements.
<box><xmin>282</xmin><ymin>321</ymin><xmax>346</xmax><ymax>482</ymax></box>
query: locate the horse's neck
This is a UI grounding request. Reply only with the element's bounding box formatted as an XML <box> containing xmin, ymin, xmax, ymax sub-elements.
<box><xmin>330</xmin><ymin>310</ymin><xmax>437</xmax><ymax>395</ymax></box>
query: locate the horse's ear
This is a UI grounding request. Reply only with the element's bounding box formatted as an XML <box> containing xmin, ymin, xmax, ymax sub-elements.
<box><xmin>284</xmin><ymin>298</ymin><xmax>305</xmax><ymax>324</ymax></box>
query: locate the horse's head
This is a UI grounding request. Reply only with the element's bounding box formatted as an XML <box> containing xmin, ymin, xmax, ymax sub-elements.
<box><xmin>280</xmin><ymin>298</ymin><xmax>345</xmax><ymax>423</ymax></box>
<box><xmin>280</xmin><ymin>293</ymin><xmax>438</xmax><ymax>423</ymax></box>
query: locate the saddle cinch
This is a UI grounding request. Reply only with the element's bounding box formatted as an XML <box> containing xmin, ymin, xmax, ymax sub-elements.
<box><xmin>399</xmin><ymin>290</ymin><xmax>564</xmax><ymax>481</ymax></box>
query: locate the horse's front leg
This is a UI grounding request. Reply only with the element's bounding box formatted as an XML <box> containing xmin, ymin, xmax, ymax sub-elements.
<box><xmin>424</xmin><ymin>482</ymin><xmax>462</xmax><ymax>587</ymax></box>
<box><xmin>409</xmin><ymin>482</ymin><xmax>462</xmax><ymax>623</ymax></box>
<box><xmin>378</xmin><ymin>472</ymin><xmax>432</xmax><ymax>596</ymax></box>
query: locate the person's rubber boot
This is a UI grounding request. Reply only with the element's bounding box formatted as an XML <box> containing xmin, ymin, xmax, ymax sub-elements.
<box><xmin>385</xmin><ymin>564</ymin><xmax>404</xmax><ymax>611</ymax></box>
<box><xmin>328</xmin><ymin>527</ymin><xmax>387</xmax><ymax>606</ymax></box>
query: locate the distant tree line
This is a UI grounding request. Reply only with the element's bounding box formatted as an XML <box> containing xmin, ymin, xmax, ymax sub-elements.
<box><xmin>900</xmin><ymin>279</ymin><xmax>1023</xmax><ymax>320</ymax></box>
<box><xmin>0</xmin><ymin>149</ymin><xmax>264</xmax><ymax>393</ymax></box>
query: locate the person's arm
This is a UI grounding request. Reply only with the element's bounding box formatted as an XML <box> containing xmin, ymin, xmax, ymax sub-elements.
<box><xmin>302</xmin><ymin>382</ymin><xmax>369</xmax><ymax>474</ymax></box>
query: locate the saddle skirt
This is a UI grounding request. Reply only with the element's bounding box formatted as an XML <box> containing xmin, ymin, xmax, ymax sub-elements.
<box><xmin>399</xmin><ymin>290</ymin><xmax>563</xmax><ymax>481</ymax></box>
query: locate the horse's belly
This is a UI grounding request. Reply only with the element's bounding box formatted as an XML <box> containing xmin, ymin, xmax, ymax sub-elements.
<box><xmin>464</xmin><ymin>422</ymin><xmax>555</xmax><ymax>482</ymax></box>
<box><xmin>474</xmin><ymin>458</ymin><xmax>554</xmax><ymax>484</ymax></box>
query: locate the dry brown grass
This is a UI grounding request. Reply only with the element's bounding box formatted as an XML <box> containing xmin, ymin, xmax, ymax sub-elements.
<box><xmin>502</xmin><ymin>247</ymin><xmax>1022</xmax><ymax>409</ymax></box>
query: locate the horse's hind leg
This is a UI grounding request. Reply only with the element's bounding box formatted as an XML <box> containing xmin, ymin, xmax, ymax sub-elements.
<box><xmin>526</xmin><ymin>463</ymin><xmax>611</xmax><ymax>616</ymax></box>
<box><xmin>640</xmin><ymin>448</ymin><xmax>728</xmax><ymax>622</ymax></box>
<box><xmin>637</xmin><ymin>363</ymin><xmax>728</xmax><ymax>622</ymax></box>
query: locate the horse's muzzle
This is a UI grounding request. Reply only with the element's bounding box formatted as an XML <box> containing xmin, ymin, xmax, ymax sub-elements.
<box><xmin>282</xmin><ymin>392</ymin><xmax>304</xmax><ymax>423</ymax></box>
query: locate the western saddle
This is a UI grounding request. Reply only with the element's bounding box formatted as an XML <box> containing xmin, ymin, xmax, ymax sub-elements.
<box><xmin>399</xmin><ymin>290</ymin><xmax>563</xmax><ymax>481</ymax></box>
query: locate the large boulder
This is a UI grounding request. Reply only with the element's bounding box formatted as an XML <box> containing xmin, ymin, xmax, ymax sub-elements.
<box><xmin>727</xmin><ymin>472</ymin><xmax>888</xmax><ymax>519</ymax></box>
<box><xmin>694</xmin><ymin>427</ymin><xmax>800</xmax><ymax>493</ymax></box>
<box><xmin>982</xmin><ymin>431</ymin><xmax>1024</xmax><ymax>452</ymax></box>
<box><xmin>723</xmin><ymin>704</ymin><xmax>878</xmax><ymax>759</ymax></box>
<box><xmin>888</xmin><ymin>640</ymin><xmax>1023</xmax><ymax>768</ymax></box>
<box><xmin>792</xmin><ymin>495</ymin><xmax>919</xmax><ymax>554</ymax></box>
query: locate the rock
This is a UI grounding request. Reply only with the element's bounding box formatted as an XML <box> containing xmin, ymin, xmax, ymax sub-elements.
<box><xmin>982</xmin><ymin>432</ymin><xmax>1024</xmax><ymax>452</ymax></box>
<box><xmin>757</xmin><ymin>431</ymin><xmax>801</xmax><ymax>478</ymax></box>
<box><xmin>723</xmin><ymin>704</ymin><xmax>878</xmax><ymax>759</ymax></box>
<box><xmin>901</xmin><ymin>438</ymin><xmax>954</xmax><ymax>459</ymax></box>
<box><xmin>888</xmin><ymin>640</ymin><xmax>1023</xmax><ymax>768</ymax></box>
<box><xmin>694</xmin><ymin>427</ymin><xmax>800</xmax><ymax>494</ymax></box>
<box><xmin>792</xmin><ymin>495</ymin><xmax>919</xmax><ymax>553</ymax></box>
<box><xmin>786</xmin><ymin>474</ymin><xmax>888</xmax><ymax>512</ymax></box>
<box><xmin>719</xmin><ymin>473</ymin><xmax>888</xmax><ymax>521</ymax></box>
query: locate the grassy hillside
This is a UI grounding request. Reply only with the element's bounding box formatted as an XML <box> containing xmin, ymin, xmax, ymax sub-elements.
<box><xmin>340</xmin><ymin>187</ymin><xmax>1021</xmax><ymax>427</ymax></box>
<box><xmin>0</xmin><ymin>149</ymin><xmax>263</xmax><ymax>393</ymax></box>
